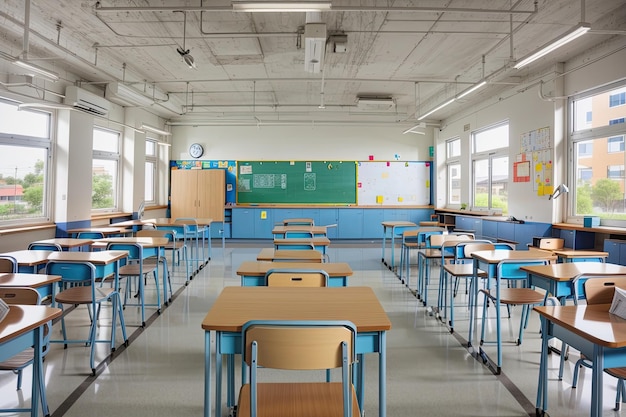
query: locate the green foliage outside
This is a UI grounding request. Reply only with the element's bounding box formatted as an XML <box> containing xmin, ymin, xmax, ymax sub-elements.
<box><xmin>576</xmin><ymin>179</ymin><xmax>626</xmax><ymax>220</ymax></box>
<box><xmin>92</xmin><ymin>173</ymin><xmax>114</xmax><ymax>208</ymax></box>
<box><xmin>0</xmin><ymin>160</ymin><xmax>44</xmax><ymax>219</ymax></box>
<box><xmin>474</xmin><ymin>193</ymin><xmax>508</xmax><ymax>215</ymax></box>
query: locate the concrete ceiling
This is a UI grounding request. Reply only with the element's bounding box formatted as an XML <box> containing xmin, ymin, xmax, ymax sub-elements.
<box><xmin>0</xmin><ymin>0</ymin><xmax>625</xmax><ymax>128</ymax></box>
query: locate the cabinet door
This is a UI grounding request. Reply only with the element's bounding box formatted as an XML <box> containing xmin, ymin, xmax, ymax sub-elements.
<box><xmin>604</xmin><ymin>240</ymin><xmax>621</xmax><ymax>264</ymax></box>
<box><xmin>170</xmin><ymin>170</ymin><xmax>198</xmax><ymax>219</ymax></box>
<box><xmin>197</xmin><ymin>170</ymin><xmax>225</xmax><ymax>221</ymax></box>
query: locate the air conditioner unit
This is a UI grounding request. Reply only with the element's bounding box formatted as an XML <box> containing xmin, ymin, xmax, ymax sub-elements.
<box><xmin>64</xmin><ymin>86</ymin><xmax>110</xmax><ymax>116</ymax></box>
<box><xmin>304</xmin><ymin>23</ymin><xmax>326</xmax><ymax>73</ymax></box>
<box><xmin>105</xmin><ymin>81</ymin><xmax>154</xmax><ymax>107</ymax></box>
<box><xmin>356</xmin><ymin>96</ymin><xmax>395</xmax><ymax>111</ymax></box>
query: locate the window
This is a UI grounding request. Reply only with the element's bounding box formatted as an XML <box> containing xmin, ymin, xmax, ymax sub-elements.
<box><xmin>608</xmin><ymin>165</ymin><xmax>625</xmax><ymax>179</ymax></box>
<box><xmin>608</xmin><ymin>136</ymin><xmax>625</xmax><ymax>153</ymax></box>
<box><xmin>571</xmin><ymin>80</ymin><xmax>626</xmax><ymax>221</ymax></box>
<box><xmin>0</xmin><ymin>99</ymin><xmax>51</xmax><ymax>225</ymax></box>
<box><xmin>471</xmin><ymin>122</ymin><xmax>509</xmax><ymax>213</ymax></box>
<box><xmin>445</xmin><ymin>138</ymin><xmax>461</xmax><ymax>205</ymax></box>
<box><xmin>145</xmin><ymin>139</ymin><xmax>157</xmax><ymax>204</ymax></box>
<box><xmin>92</xmin><ymin>127</ymin><xmax>120</xmax><ymax>211</ymax></box>
<box><xmin>610</xmin><ymin>92</ymin><xmax>626</xmax><ymax>107</ymax></box>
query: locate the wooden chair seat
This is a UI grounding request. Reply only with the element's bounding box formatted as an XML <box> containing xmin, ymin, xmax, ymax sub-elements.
<box><xmin>237</xmin><ymin>383</ymin><xmax>360</xmax><ymax>417</ymax></box>
<box><xmin>480</xmin><ymin>288</ymin><xmax>545</xmax><ymax>305</ymax></box>
<box><xmin>54</xmin><ymin>286</ymin><xmax>116</xmax><ymax>305</ymax></box>
<box><xmin>118</xmin><ymin>263</ymin><xmax>158</xmax><ymax>277</ymax></box>
<box><xmin>444</xmin><ymin>264</ymin><xmax>487</xmax><ymax>278</ymax></box>
<box><xmin>0</xmin><ymin>349</ymin><xmax>35</xmax><ymax>370</ymax></box>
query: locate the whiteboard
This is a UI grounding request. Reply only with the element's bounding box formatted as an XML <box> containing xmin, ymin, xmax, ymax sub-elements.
<box><xmin>357</xmin><ymin>161</ymin><xmax>431</xmax><ymax>205</ymax></box>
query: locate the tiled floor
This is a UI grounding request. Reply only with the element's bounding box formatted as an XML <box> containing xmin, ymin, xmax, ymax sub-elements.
<box><xmin>0</xmin><ymin>241</ymin><xmax>622</xmax><ymax>417</ymax></box>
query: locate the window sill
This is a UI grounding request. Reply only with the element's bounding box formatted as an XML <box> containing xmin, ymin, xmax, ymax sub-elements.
<box><xmin>0</xmin><ymin>223</ymin><xmax>56</xmax><ymax>236</ymax></box>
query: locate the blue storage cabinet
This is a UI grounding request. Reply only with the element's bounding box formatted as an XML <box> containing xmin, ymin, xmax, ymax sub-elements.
<box><xmin>319</xmin><ymin>209</ymin><xmax>338</xmax><ymax>238</ymax></box>
<box><xmin>557</xmin><ymin>228</ymin><xmax>595</xmax><ymax>249</ymax></box>
<box><xmin>273</xmin><ymin>208</ymin><xmax>304</xmax><ymax>224</ymax></box>
<box><xmin>482</xmin><ymin>220</ymin><xmax>497</xmax><ymax>241</ymax></box>
<box><xmin>337</xmin><ymin>208</ymin><xmax>363</xmax><ymax>238</ymax></box>
<box><xmin>363</xmin><ymin>209</ymin><xmax>385</xmax><ymax>238</ymax></box>
<box><xmin>604</xmin><ymin>239</ymin><xmax>623</xmax><ymax>264</ymax></box>
<box><xmin>456</xmin><ymin>216</ymin><xmax>482</xmax><ymax>238</ymax></box>
<box><xmin>254</xmin><ymin>209</ymin><xmax>274</xmax><ymax>238</ymax></box>
<box><xmin>232</xmin><ymin>208</ymin><xmax>255</xmax><ymax>238</ymax></box>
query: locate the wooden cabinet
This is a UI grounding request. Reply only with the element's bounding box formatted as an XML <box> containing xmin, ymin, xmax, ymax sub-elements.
<box><xmin>170</xmin><ymin>169</ymin><xmax>225</xmax><ymax>221</ymax></box>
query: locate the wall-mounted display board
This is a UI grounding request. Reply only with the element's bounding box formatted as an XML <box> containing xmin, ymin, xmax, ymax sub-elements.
<box><xmin>357</xmin><ymin>161</ymin><xmax>431</xmax><ymax>205</ymax></box>
<box><xmin>237</xmin><ymin>161</ymin><xmax>357</xmax><ymax>204</ymax></box>
<box><xmin>170</xmin><ymin>160</ymin><xmax>236</xmax><ymax>203</ymax></box>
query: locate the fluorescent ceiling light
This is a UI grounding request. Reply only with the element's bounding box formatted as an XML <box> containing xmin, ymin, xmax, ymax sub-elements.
<box><xmin>457</xmin><ymin>80</ymin><xmax>487</xmax><ymax>99</ymax></box>
<box><xmin>514</xmin><ymin>23</ymin><xmax>590</xmax><ymax>69</ymax></box>
<box><xmin>402</xmin><ymin>122</ymin><xmax>426</xmax><ymax>135</ymax></box>
<box><xmin>106</xmin><ymin>82</ymin><xmax>154</xmax><ymax>107</ymax></box>
<box><xmin>141</xmin><ymin>123</ymin><xmax>172</xmax><ymax>136</ymax></box>
<box><xmin>233</xmin><ymin>1</ymin><xmax>331</xmax><ymax>12</ymax></box>
<box><xmin>417</xmin><ymin>98</ymin><xmax>455</xmax><ymax>121</ymax></box>
<box><xmin>13</xmin><ymin>59</ymin><xmax>59</xmax><ymax>81</ymax></box>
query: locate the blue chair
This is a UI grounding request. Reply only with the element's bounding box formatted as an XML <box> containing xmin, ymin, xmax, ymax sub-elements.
<box><xmin>47</xmin><ymin>260</ymin><xmax>127</xmax><ymax>375</ymax></box>
<box><xmin>175</xmin><ymin>218</ymin><xmax>208</xmax><ymax>272</ymax></box>
<box><xmin>76</xmin><ymin>232</ymin><xmax>105</xmax><ymax>239</ymax></box>
<box><xmin>479</xmin><ymin>258</ymin><xmax>550</xmax><ymax>373</ymax></box>
<box><xmin>0</xmin><ymin>287</ymin><xmax>51</xmax><ymax>416</ymax></box>
<box><xmin>27</xmin><ymin>242</ymin><xmax>63</xmax><ymax>251</ymax></box>
<box><xmin>106</xmin><ymin>242</ymin><xmax>160</xmax><ymax>327</ymax></box>
<box><xmin>238</xmin><ymin>320</ymin><xmax>359</xmax><ymax>417</ymax></box>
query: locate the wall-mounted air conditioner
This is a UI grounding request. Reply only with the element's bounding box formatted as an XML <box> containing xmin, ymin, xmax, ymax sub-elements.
<box><xmin>105</xmin><ymin>82</ymin><xmax>154</xmax><ymax>107</ymax></box>
<box><xmin>64</xmin><ymin>86</ymin><xmax>110</xmax><ymax>116</ymax></box>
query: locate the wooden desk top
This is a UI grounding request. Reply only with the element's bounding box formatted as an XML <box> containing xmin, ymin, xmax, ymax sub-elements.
<box><xmin>534</xmin><ymin>304</ymin><xmax>626</xmax><ymax>348</ymax></box>
<box><xmin>30</xmin><ymin>238</ymin><xmax>94</xmax><ymax>248</ymax></box>
<box><xmin>553</xmin><ymin>250</ymin><xmax>609</xmax><ymax>258</ymax></box>
<box><xmin>237</xmin><ymin>261</ymin><xmax>352</xmax><ymax>277</ymax></box>
<box><xmin>272</xmin><ymin>225</ymin><xmax>328</xmax><ymax>234</ymax></box>
<box><xmin>67</xmin><ymin>226</ymin><xmax>129</xmax><ymax>235</ymax></box>
<box><xmin>273</xmin><ymin>237</ymin><xmax>331</xmax><ymax>246</ymax></box>
<box><xmin>93</xmin><ymin>236</ymin><xmax>169</xmax><ymax>249</ymax></box>
<box><xmin>257</xmin><ymin>248</ymin><xmax>323</xmax><ymax>262</ymax></box>
<box><xmin>381</xmin><ymin>221</ymin><xmax>416</xmax><ymax>228</ymax></box>
<box><xmin>472</xmin><ymin>249</ymin><xmax>556</xmax><ymax>264</ymax></box>
<box><xmin>47</xmin><ymin>250</ymin><xmax>128</xmax><ymax>265</ymax></box>
<box><xmin>521</xmin><ymin>262</ymin><xmax>626</xmax><ymax>282</ymax></box>
<box><xmin>0</xmin><ymin>273</ymin><xmax>61</xmax><ymax>288</ymax></box>
<box><xmin>282</xmin><ymin>218</ymin><xmax>314</xmax><ymax>225</ymax></box>
<box><xmin>0</xmin><ymin>305</ymin><xmax>62</xmax><ymax>344</ymax></box>
<box><xmin>402</xmin><ymin>227</ymin><xmax>443</xmax><ymax>237</ymax></box>
<box><xmin>0</xmin><ymin>250</ymin><xmax>51</xmax><ymax>266</ymax></box>
<box><xmin>201</xmin><ymin>286</ymin><xmax>391</xmax><ymax>333</ymax></box>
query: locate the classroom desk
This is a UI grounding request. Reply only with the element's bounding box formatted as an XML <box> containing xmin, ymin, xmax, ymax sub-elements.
<box><xmin>521</xmin><ymin>262</ymin><xmax>626</xmax><ymax>304</ymax></box>
<box><xmin>66</xmin><ymin>226</ymin><xmax>130</xmax><ymax>237</ymax></box>
<box><xmin>0</xmin><ymin>250</ymin><xmax>52</xmax><ymax>273</ymax></box>
<box><xmin>256</xmin><ymin>248</ymin><xmax>323</xmax><ymax>263</ymax></box>
<box><xmin>236</xmin><ymin>260</ymin><xmax>352</xmax><ymax>287</ymax></box>
<box><xmin>201</xmin><ymin>286</ymin><xmax>392</xmax><ymax>417</ymax></box>
<box><xmin>271</xmin><ymin>225</ymin><xmax>328</xmax><ymax>237</ymax></box>
<box><xmin>469</xmin><ymin>250</ymin><xmax>556</xmax><ymax>371</ymax></box>
<box><xmin>151</xmin><ymin>218</ymin><xmax>213</xmax><ymax>269</ymax></box>
<box><xmin>0</xmin><ymin>272</ymin><xmax>61</xmax><ymax>300</ymax></box>
<box><xmin>535</xmin><ymin>304</ymin><xmax>626</xmax><ymax>417</ymax></box>
<box><xmin>30</xmin><ymin>238</ymin><xmax>94</xmax><ymax>251</ymax></box>
<box><xmin>0</xmin><ymin>305</ymin><xmax>62</xmax><ymax>417</ymax></box>
<box><xmin>381</xmin><ymin>221</ymin><xmax>417</xmax><ymax>272</ymax></box>
<box><xmin>95</xmin><ymin>237</ymin><xmax>171</xmax><ymax>322</ymax></box>
<box><xmin>273</xmin><ymin>237</ymin><xmax>330</xmax><ymax>254</ymax></box>
<box><xmin>528</xmin><ymin>246</ymin><xmax>609</xmax><ymax>263</ymax></box>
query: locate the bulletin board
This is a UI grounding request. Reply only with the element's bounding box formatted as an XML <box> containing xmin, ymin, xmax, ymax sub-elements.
<box><xmin>519</xmin><ymin>126</ymin><xmax>553</xmax><ymax>196</ymax></box>
<box><xmin>357</xmin><ymin>161</ymin><xmax>432</xmax><ymax>205</ymax></box>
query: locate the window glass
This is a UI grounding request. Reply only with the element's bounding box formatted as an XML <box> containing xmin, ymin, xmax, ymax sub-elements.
<box><xmin>0</xmin><ymin>99</ymin><xmax>51</xmax><ymax>225</ymax></box>
<box><xmin>92</xmin><ymin>128</ymin><xmax>120</xmax><ymax>211</ymax></box>
<box><xmin>446</xmin><ymin>138</ymin><xmax>461</xmax><ymax>158</ymax></box>
<box><xmin>472</xmin><ymin>123</ymin><xmax>509</xmax><ymax>153</ymax></box>
<box><xmin>471</xmin><ymin>122</ymin><xmax>509</xmax><ymax>213</ymax></box>
<box><xmin>448</xmin><ymin>163</ymin><xmax>461</xmax><ymax>205</ymax></box>
<box><xmin>571</xmin><ymin>81</ymin><xmax>626</xmax><ymax>221</ymax></box>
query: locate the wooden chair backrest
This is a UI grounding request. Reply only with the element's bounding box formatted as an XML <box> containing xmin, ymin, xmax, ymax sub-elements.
<box><xmin>462</xmin><ymin>242</ymin><xmax>495</xmax><ymax>258</ymax></box>
<box><xmin>0</xmin><ymin>256</ymin><xmax>17</xmax><ymax>273</ymax></box>
<box><xmin>243</xmin><ymin>323</ymin><xmax>354</xmax><ymax>369</ymax></box>
<box><xmin>583</xmin><ymin>276</ymin><xmax>626</xmax><ymax>305</ymax></box>
<box><xmin>0</xmin><ymin>287</ymin><xmax>40</xmax><ymax>305</ymax></box>
<box><xmin>137</xmin><ymin>229</ymin><xmax>168</xmax><ymax>238</ymax></box>
<box><xmin>266</xmin><ymin>270</ymin><xmax>328</xmax><ymax>287</ymax></box>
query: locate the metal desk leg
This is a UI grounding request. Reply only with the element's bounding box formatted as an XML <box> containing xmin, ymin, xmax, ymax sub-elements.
<box><xmin>204</xmin><ymin>331</ymin><xmax>212</xmax><ymax>417</ymax></box>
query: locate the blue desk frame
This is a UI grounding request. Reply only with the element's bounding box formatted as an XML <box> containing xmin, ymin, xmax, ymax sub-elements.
<box><xmin>381</xmin><ymin>221</ymin><xmax>416</xmax><ymax>273</ymax></box>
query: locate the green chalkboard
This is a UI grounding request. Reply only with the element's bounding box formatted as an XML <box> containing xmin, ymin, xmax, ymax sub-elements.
<box><xmin>237</xmin><ymin>161</ymin><xmax>357</xmax><ymax>204</ymax></box>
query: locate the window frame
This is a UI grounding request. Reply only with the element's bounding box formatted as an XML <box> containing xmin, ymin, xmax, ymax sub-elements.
<box><xmin>445</xmin><ymin>137</ymin><xmax>462</xmax><ymax>206</ymax></box>
<box><xmin>92</xmin><ymin>127</ymin><xmax>121</xmax><ymax>213</ymax></box>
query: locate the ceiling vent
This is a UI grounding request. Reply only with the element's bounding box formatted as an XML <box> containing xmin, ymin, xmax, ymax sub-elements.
<box><xmin>304</xmin><ymin>23</ymin><xmax>326</xmax><ymax>73</ymax></box>
<box><xmin>64</xmin><ymin>86</ymin><xmax>110</xmax><ymax>116</ymax></box>
<box><xmin>356</xmin><ymin>96</ymin><xmax>395</xmax><ymax>111</ymax></box>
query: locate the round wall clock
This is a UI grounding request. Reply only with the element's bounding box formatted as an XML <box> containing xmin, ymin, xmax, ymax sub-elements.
<box><xmin>189</xmin><ymin>143</ymin><xmax>204</xmax><ymax>158</ymax></box>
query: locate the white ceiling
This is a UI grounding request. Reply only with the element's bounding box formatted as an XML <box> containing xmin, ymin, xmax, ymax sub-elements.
<box><xmin>0</xmin><ymin>0</ymin><xmax>625</xmax><ymax>128</ymax></box>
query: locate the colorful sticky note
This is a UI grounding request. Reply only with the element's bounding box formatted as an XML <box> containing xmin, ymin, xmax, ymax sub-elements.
<box><xmin>376</xmin><ymin>195</ymin><xmax>383</xmax><ymax>204</ymax></box>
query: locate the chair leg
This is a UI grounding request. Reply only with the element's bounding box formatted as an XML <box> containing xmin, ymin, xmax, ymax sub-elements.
<box><xmin>16</xmin><ymin>369</ymin><xmax>23</xmax><ymax>390</ymax></box>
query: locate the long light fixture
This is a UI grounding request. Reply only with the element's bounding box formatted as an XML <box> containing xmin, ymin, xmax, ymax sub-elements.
<box><xmin>13</xmin><ymin>59</ymin><xmax>59</xmax><ymax>81</ymax></box>
<box><xmin>417</xmin><ymin>98</ymin><xmax>455</xmax><ymax>121</ymax></box>
<box><xmin>514</xmin><ymin>23</ymin><xmax>590</xmax><ymax>69</ymax></box>
<box><xmin>456</xmin><ymin>80</ymin><xmax>487</xmax><ymax>99</ymax></box>
<box><xmin>141</xmin><ymin>123</ymin><xmax>172</xmax><ymax>136</ymax></box>
<box><xmin>232</xmin><ymin>1</ymin><xmax>331</xmax><ymax>12</ymax></box>
<box><xmin>106</xmin><ymin>82</ymin><xmax>154</xmax><ymax>107</ymax></box>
